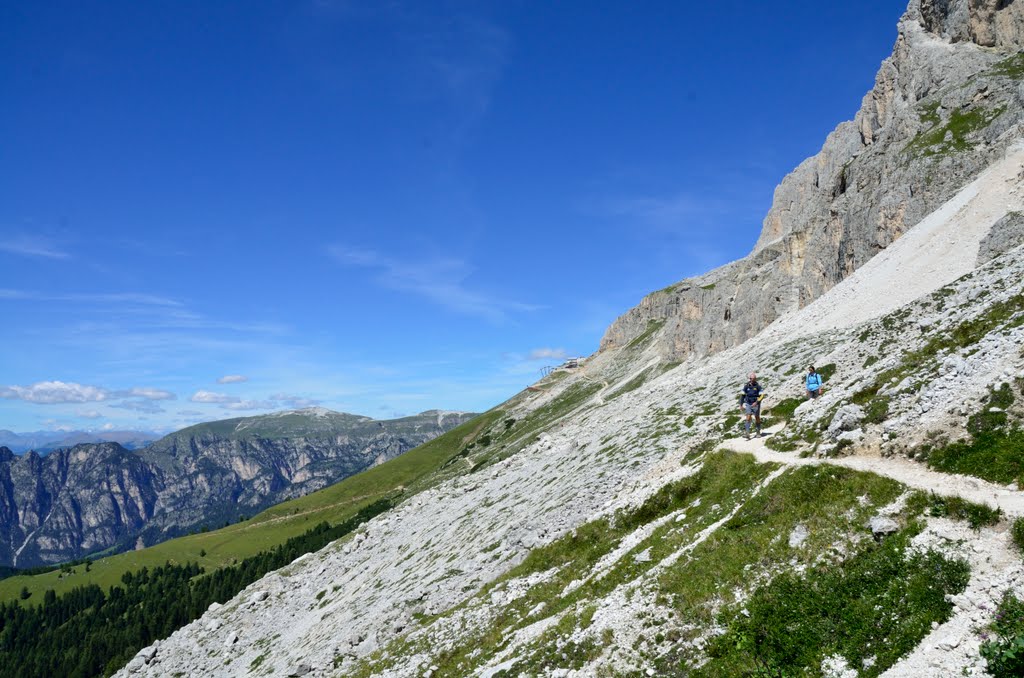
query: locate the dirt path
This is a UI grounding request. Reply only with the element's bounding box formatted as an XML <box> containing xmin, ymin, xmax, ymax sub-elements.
<box><xmin>720</xmin><ymin>424</ymin><xmax>1024</xmax><ymax>516</ymax></box>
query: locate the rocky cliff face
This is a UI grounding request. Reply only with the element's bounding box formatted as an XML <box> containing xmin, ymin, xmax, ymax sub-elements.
<box><xmin>601</xmin><ymin>0</ymin><xmax>1024</xmax><ymax>361</ymax></box>
<box><xmin>0</xmin><ymin>409</ymin><xmax>474</xmax><ymax>567</ymax></box>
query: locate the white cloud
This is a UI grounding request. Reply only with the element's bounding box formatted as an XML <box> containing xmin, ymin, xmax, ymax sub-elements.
<box><xmin>327</xmin><ymin>245</ymin><xmax>539</xmax><ymax>323</ymax></box>
<box><xmin>101</xmin><ymin>422</ymin><xmax>116</xmax><ymax>431</ymax></box>
<box><xmin>40</xmin><ymin>418</ymin><xmax>75</xmax><ymax>432</ymax></box>
<box><xmin>270</xmin><ymin>393</ymin><xmax>321</xmax><ymax>408</ymax></box>
<box><xmin>117</xmin><ymin>387</ymin><xmax>176</xmax><ymax>400</ymax></box>
<box><xmin>0</xmin><ymin>381</ymin><xmax>177</xmax><ymax>409</ymax></box>
<box><xmin>110</xmin><ymin>400</ymin><xmax>165</xmax><ymax>414</ymax></box>
<box><xmin>189</xmin><ymin>390</ymin><xmax>239</xmax><ymax>404</ymax></box>
<box><xmin>527</xmin><ymin>347</ymin><xmax>570</xmax><ymax>361</ymax></box>
<box><xmin>0</xmin><ymin>381</ymin><xmax>109</xmax><ymax>404</ymax></box>
<box><xmin>0</xmin><ymin>235</ymin><xmax>70</xmax><ymax>259</ymax></box>
<box><xmin>177</xmin><ymin>409</ymin><xmax>205</xmax><ymax>416</ymax></box>
<box><xmin>216</xmin><ymin>375</ymin><xmax>249</xmax><ymax>384</ymax></box>
<box><xmin>222</xmin><ymin>400</ymin><xmax>274</xmax><ymax>411</ymax></box>
<box><xmin>76</xmin><ymin>409</ymin><xmax>103</xmax><ymax>419</ymax></box>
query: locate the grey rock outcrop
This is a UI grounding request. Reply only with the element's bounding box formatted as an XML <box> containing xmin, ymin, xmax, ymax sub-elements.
<box><xmin>0</xmin><ymin>409</ymin><xmax>474</xmax><ymax>567</ymax></box>
<box><xmin>869</xmin><ymin>516</ymin><xmax>901</xmax><ymax>538</ymax></box>
<box><xmin>601</xmin><ymin>0</ymin><xmax>1024</xmax><ymax>362</ymax></box>
<box><xmin>978</xmin><ymin>210</ymin><xmax>1024</xmax><ymax>263</ymax></box>
<box><xmin>828</xmin><ymin>405</ymin><xmax>866</xmax><ymax>439</ymax></box>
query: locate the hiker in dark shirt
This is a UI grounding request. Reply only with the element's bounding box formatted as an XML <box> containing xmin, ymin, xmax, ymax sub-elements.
<box><xmin>739</xmin><ymin>372</ymin><xmax>764</xmax><ymax>439</ymax></box>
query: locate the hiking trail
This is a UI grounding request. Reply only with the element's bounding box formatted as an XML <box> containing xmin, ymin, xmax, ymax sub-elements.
<box><xmin>720</xmin><ymin>423</ymin><xmax>1024</xmax><ymax>516</ymax></box>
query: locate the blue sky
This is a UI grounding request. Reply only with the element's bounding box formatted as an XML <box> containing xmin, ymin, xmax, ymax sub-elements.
<box><xmin>0</xmin><ymin>1</ymin><xmax>906</xmax><ymax>433</ymax></box>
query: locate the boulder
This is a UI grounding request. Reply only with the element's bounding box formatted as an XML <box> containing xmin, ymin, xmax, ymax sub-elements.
<box><xmin>828</xmin><ymin>405</ymin><xmax>865</xmax><ymax>438</ymax></box>
<box><xmin>869</xmin><ymin>516</ymin><xmax>899</xmax><ymax>539</ymax></box>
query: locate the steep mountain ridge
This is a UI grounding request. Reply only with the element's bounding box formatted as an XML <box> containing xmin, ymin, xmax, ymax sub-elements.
<box><xmin>0</xmin><ymin>409</ymin><xmax>474</xmax><ymax>567</ymax></box>
<box><xmin>602</xmin><ymin>0</ymin><xmax>1024</xmax><ymax>363</ymax></box>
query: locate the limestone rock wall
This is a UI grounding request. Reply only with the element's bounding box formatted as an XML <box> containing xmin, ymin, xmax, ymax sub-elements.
<box><xmin>601</xmin><ymin>0</ymin><xmax>1024</xmax><ymax>361</ymax></box>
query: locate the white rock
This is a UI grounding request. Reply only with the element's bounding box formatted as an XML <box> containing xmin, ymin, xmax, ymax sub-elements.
<box><xmin>868</xmin><ymin>516</ymin><xmax>899</xmax><ymax>537</ymax></box>
<box><xmin>789</xmin><ymin>524</ymin><xmax>810</xmax><ymax>548</ymax></box>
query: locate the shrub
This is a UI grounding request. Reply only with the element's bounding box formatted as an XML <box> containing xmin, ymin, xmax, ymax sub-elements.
<box><xmin>768</xmin><ymin>397</ymin><xmax>803</xmax><ymax>421</ymax></box>
<box><xmin>1012</xmin><ymin>518</ymin><xmax>1024</xmax><ymax>554</ymax></box>
<box><xmin>981</xmin><ymin>594</ymin><xmax>1024</xmax><ymax>677</ymax></box>
<box><xmin>701</xmin><ymin>533</ymin><xmax>969</xmax><ymax>677</ymax></box>
<box><xmin>914</xmin><ymin>493</ymin><xmax>1003</xmax><ymax>529</ymax></box>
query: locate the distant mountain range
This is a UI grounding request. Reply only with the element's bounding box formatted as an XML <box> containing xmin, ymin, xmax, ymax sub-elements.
<box><xmin>0</xmin><ymin>429</ymin><xmax>159</xmax><ymax>454</ymax></box>
<box><xmin>0</xmin><ymin>407</ymin><xmax>475</xmax><ymax>567</ymax></box>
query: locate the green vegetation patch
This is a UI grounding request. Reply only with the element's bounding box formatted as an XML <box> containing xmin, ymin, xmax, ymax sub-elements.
<box><xmin>768</xmin><ymin>397</ymin><xmax>804</xmax><ymax>421</ymax></box>
<box><xmin>700</xmin><ymin>531</ymin><xmax>969</xmax><ymax>677</ymax></box>
<box><xmin>990</xmin><ymin>51</ymin><xmax>1024</xmax><ymax>79</ymax></box>
<box><xmin>1013</xmin><ymin>518</ymin><xmax>1024</xmax><ymax>555</ymax></box>
<box><xmin>607</xmin><ymin>369</ymin><xmax>652</xmax><ymax>401</ymax></box>
<box><xmin>908</xmin><ymin>491</ymin><xmax>1003</xmax><ymax>529</ymax></box>
<box><xmin>655</xmin><ymin>462</ymin><xmax>906</xmax><ymax>654</ymax></box>
<box><xmin>918</xmin><ymin>100</ymin><xmax>941</xmax><ymax>127</ymax></box>
<box><xmin>981</xmin><ymin>593</ymin><xmax>1024</xmax><ymax>677</ymax></box>
<box><xmin>905</xmin><ymin>105</ymin><xmax>1007</xmax><ymax>157</ymax></box>
<box><xmin>500</xmin><ymin>382</ymin><xmax>600</xmax><ymax>450</ymax></box>
<box><xmin>923</xmin><ymin>383</ymin><xmax>1024</xmax><ymax>485</ymax></box>
<box><xmin>817</xmin><ymin>363</ymin><xmax>837</xmax><ymax>382</ymax></box>
<box><xmin>764</xmin><ymin>432</ymin><xmax>799</xmax><ymax>452</ymax></box>
<box><xmin>626</xmin><ymin>319</ymin><xmax>666</xmax><ymax>350</ymax></box>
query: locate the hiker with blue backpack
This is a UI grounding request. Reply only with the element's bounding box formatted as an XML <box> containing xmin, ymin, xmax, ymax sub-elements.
<box><xmin>805</xmin><ymin>365</ymin><xmax>824</xmax><ymax>399</ymax></box>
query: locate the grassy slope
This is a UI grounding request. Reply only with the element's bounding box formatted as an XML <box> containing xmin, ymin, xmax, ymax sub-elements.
<box><xmin>0</xmin><ymin>410</ymin><xmax>504</xmax><ymax>603</ymax></box>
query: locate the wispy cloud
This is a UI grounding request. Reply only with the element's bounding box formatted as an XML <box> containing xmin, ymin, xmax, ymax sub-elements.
<box><xmin>39</xmin><ymin>418</ymin><xmax>75</xmax><ymax>432</ymax></box>
<box><xmin>327</xmin><ymin>245</ymin><xmax>539</xmax><ymax>323</ymax></box>
<box><xmin>0</xmin><ymin>235</ymin><xmax>70</xmax><ymax>259</ymax></box>
<box><xmin>116</xmin><ymin>387</ymin><xmax>176</xmax><ymax>400</ymax></box>
<box><xmin>0</xmin><ymin>289</ymin><xmax>182</xmax><ymax>307</ymax></box>
<box><xmin>1</xmin><ymin>381</ymin><xmax>109</xmax><ymax>404</ymax></box>
<box><xmin>189</xmin><ymin>390</ymin><xmax>238</xmax><ymax>404</ymax></box>
<box><xmin>526</xmin><ymin>347</ymin><xmax>569</xmax><ymax>361</ymax></box>
<box><xmin>223</xmin><ymin>400</ymin><xmax>274</xmax><ymax>411</ymax></box>
<box><xmin>0</xmin><ymin>380</ymin><xmax>177</xmax><ymax>407</ymax></box>
<box><xmin>76</xmin><ymin>409</ymin><xmax>104</xmax><ymax>419</ymax></box>
<box><xmin>217</xmin><ymin>374</ymin><xmax>249</xmax><ymax>384</ymax></box>
<box><xmin>270</xmin><ymin>393</ymin><xmax>321</xmax><ymax>408</ymax></box>
<box><xmin>110</xmin><ymin>400</ymin><xmax>166</xmax><ymax>414</ymax></box>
